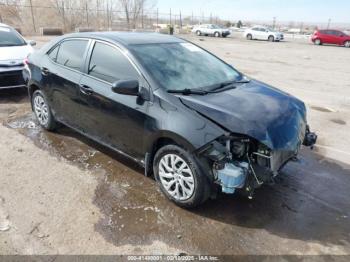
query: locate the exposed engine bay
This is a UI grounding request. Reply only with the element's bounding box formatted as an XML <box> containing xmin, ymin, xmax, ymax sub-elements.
<box><xmin>198</xmin><ymin>126</ymin><xmax>317</xmax><ymax>198</ymax></box>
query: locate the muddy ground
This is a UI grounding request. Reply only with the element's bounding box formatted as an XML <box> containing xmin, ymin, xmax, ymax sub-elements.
<box><xmin>0</xmin><ymin>34</ymin><xmax>349</xmax><ymax>256</ymax></box>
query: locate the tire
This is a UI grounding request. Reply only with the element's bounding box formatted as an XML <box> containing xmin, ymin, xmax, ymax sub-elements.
<box><xmin>314</xmin><ymin>39</ymin><xmax>322</xmax><ymax>45</ymax></box>
<box><xmin>153</xmin><ymin>145</ymin><xmax>210</xmax><ymax>208</ymax></box>
<box><xmin>344</xmin><ymin>41</ymin><xmax>350</xmax><ymax>48</ymax></box>
<box><xmin>196</xmin><ymin>30</ymin><xmax>201</xmax><ymax>36</ymax></box>
<box><xmin>214</xmin><ymin>32</ymin><xmax>220</xmax><ymax>37</ymax></box>
<box><xmin>268</xmin><ymin>35</ymin><xmax>275</xmax><ymax>42</ymax></box>
<box><xmin>32</xmin><ymin>90</ymin><xmax>57</xmax><ymax>131</ymax></box>
<box><xmin>246</xmin><ymin>34</ymin><xmax>252</xmax><ymax>40</ymax></box>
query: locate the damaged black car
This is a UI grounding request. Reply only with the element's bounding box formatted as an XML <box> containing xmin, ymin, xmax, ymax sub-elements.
<box><xmin>25</xmin><ymin>32</ymin><xmax>317</xmax><ymax>207</ymax></box>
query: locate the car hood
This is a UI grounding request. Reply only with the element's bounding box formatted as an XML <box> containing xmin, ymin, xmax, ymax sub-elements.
<box><xmin>0</xmin><ymin>45</ymin><xmax>33</xmax><ymax>62</ymax></box>
<box><xmin>180</xmin><ymin>80</ymin><xmax>307</xmax><ymax>150</ymax></box>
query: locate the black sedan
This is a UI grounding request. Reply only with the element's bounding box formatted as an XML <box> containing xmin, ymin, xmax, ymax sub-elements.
<box><xmin>25</xmin><ymin>32</ymin><xmax>317</xmax><ymax>207</ymax></box>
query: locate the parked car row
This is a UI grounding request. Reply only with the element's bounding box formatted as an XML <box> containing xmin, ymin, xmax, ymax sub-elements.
<box><xmin>191</xmin><ymin>23</ymin><xmax>350</xmax><ymax>48</ymax></box>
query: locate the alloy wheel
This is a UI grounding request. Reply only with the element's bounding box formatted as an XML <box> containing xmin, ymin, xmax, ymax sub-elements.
<box><xmin>33</xmin><ymin>95</ymin><xmax>49</xmax><ymax>126</ymax></box>
<box><xmin>158</xmin><ymin>154</ymin><xmax>195</xmax><ymax>201</ymax></box>
<box><xmin>345</xmin><ymin>41</ymin><xmax>350</xmax><ymax>48</ymax></box>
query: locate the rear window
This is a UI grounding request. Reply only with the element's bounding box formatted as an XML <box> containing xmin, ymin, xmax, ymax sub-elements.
<box><xmin>56</xmin><ymin>40</ymin><xmax>88</xmax><ymax>71</ymax></box>
<box><xmin>0</xmin><ymin>27</ymin><xmax>26</xmax><ymax>47</ymax></box>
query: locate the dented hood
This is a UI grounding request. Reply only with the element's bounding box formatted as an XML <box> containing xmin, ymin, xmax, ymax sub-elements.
<box><xmin>180</xmin><ymin>80</ymin><xmax>307</xmax><ymax>150</ymax></box>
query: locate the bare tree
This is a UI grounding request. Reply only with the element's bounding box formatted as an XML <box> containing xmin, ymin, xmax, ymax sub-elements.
<box><xmin>0</xmin><ymin>0</ymin><xmax>22</xmax><ymax>26</ymax></box>
<box><xmin>119</xmin><ymin>0</ymin><xmax>156</xmax><ymax>30</ymax></box>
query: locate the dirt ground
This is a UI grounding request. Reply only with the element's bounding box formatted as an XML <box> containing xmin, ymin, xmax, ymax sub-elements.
<box><xmin>0</xmin><ymin>34</ymin><xmax>349</xmax><ymax>256</ymax></box>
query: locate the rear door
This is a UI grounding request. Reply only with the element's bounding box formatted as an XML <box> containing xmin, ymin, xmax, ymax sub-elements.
<box><xmin>78</xmin><ymin>41</ymin><xmax>152</xmax><ymax>159</ymax></box>
<box><xmin>41</xmin><ymin>39</ymin><xmax>89</xmax><ymax>129</ymax></box>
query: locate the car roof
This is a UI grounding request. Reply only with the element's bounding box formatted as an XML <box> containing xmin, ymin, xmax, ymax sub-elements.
<box><xmin>63</xmin><ymin>31</ymin><xmax>185</xmax><ymax>46</ymax></box>
<box><xmin>0</xmin><ymin>23</ymin><xmax>11</xmax><ymax>28</ymax></box>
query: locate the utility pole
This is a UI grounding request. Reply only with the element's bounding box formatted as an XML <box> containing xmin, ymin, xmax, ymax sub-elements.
<box><xmin>169</xmin><ymin>8</ymin><xmax>172</xmax><ymax>25</ymax></box>
<box><xmin>86</xmin><ymin>2</ymin><xmax>89</xmax><ymax>28</ymax></box>
<box><xmin>179</xmin><ymin>11</ymin><xmax>182</xmax><ymax>28</ymax></box>
<box><xmin>156</xmin><ymin>8</ymin><xmax>159</xmax><ymax>28</ymax></box>
<box><xmin>29</xmin><ymin>0</ymin><xmax>36</xmax><ymax>33</ymax></box>
<box><xmin>327</xmin><ymin>18</ymin><xmax>331</xmax><ymax>29</ymax></box>
<box><xmin>272</xmin><ymin>17</ymin><xmax>276</xmax><ymax>30</ymax></box>
<box><xmin>141</xmin><ymin>6</ymin><xmax>144</xmax><ymax>28</ymax></box>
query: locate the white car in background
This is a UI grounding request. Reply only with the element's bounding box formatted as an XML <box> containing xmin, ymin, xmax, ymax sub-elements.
<box><xmin>192</xmin><ymin>24</ymin><xmax>230</xmax><ymax>38</ymax></box>
<box><xmin>244</xmin><ymin>26</ymin><xmax>284</xmax><ymax>42</ymax></box>
<box><xmin>0</xmin><ymin>23</ymin><xmax>36</xmax><ymax>89</ymax></box>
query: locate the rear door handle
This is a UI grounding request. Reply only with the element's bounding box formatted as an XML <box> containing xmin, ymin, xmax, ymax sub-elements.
<box><xmin>41</xmin><ymin>67</ymin><xmax>50</xmax><ymax>76</ymax></box>
<box><xmin>79</xmin><ymin>84</ymin><xmax>94</xmax><ymax>95</ymax></box>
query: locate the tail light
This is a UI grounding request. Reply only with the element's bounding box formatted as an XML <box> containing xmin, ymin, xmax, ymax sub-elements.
<box><xmin>24</xmin><ymin>58</ymin><xmax>29</xmax><ymax>65</ymax></box>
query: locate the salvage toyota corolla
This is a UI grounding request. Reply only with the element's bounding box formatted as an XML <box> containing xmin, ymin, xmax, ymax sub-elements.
<box><xmin>24</xmin><ymin>32</ymin><xmax>317</xmax><ymax>207</ymax></box>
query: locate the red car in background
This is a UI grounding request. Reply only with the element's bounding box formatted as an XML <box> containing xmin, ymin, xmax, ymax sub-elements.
<box><xmin>311</xmin><ymin>29</ymin><xmax>350</xmax><ymax>47</ymax></box>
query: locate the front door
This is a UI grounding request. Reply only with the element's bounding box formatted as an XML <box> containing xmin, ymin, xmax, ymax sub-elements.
<box><xmin>78</xmin><ymin>41</ymin><xmax>152</xmax><ymax>159</ymax></box>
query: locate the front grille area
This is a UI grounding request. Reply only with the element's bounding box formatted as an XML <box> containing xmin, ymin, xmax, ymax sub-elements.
<box><xmin>0</xmin><ymin>70</ymin><xmax>25</xmax><ymax>87</ymax></box>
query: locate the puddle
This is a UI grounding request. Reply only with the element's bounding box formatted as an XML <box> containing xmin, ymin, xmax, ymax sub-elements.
<box><xmin>331</xmin><ymin>119</ymin><xmax>346</xmax><ymax>125</ymax></box>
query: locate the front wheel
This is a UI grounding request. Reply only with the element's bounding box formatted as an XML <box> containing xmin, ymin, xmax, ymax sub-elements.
<box><xmin>153</xmin><ymin>145</ymin><xmax>210</xmax><ymax>208</ymax></box>
<box><xmin>214</xmin><ymin>32</ymin><xmax>220</xmax><ymax>37</ymax></box>
<box><xmin>344</xmin><ymin>41</ymin><xmax>350</xmax><ymax>48</ymax></box>
<box><xmin>196</xmin><ymin>30</ymin><xmax>201</xmax><ymax>36</ymax></box>
<box><xmin>32</xmin><ymin>90</ymin><xmax>57</xmax><ymax>131</ymax></box>
<box><xmin>314</xmin><ymin>39</ymin><xmax>322</xmax><ymax>45</ymax></box>
<box><xmin>268</xmin><ymin>35</ymin><xmax>275</xmax><ymax>42</ymax></box>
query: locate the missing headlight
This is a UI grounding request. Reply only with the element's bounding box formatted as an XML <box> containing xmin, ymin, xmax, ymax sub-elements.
<box><xmin>230</xmin><ymin>138</ymin><xmax>250</xmax><ymax>159</ymax></box>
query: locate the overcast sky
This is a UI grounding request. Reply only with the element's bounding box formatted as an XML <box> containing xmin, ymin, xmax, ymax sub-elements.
<box><xmin>156</xmin><ymin>0</ymin><xmax>350</xmax><ymax>24</ymax></box>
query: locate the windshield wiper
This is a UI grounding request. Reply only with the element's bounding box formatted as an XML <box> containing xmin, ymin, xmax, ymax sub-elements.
<box><xmin>167</xmin><ymin>89</ymin><xmax>208</xmax><ymax>95</ymax></box>
<box><xmin>234</xmin><ymin>78</ymin><xmax>250</xmax><ymax>84</ymax></box>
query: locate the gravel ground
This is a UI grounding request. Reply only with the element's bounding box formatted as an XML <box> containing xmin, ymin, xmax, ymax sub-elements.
<box><xmin>0</xmin><ymin>33</ymin><xmax>349</xmax><ymax>256</ymax></box>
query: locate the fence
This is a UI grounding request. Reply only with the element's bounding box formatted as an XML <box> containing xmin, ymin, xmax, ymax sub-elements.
<box><xmin>0</xmin><ymin>1</ymin><xmax>226</xmax><ymax>35</ymax></box>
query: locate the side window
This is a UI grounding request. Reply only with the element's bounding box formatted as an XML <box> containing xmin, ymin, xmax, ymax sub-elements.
<box><xmin>56</xmin><ymin>40</ymin><xmax>88</xmax><ymax>71</ymax></box>
<box><xmin>252</xmin><ymin>27</ymin><xmax>259</xmax><ymax>31</ymax></box>
<box><xmin>48</xmin><ymin>45</ymin><xmax>59</xmax><ymax>62</ymax></box>
<box><xmin>88</xmin><ymin>42</ymin><xmax>139</xmax><ymax>83</ymax></box>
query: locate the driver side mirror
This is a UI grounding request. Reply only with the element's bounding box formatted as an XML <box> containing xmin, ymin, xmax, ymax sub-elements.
<box><xmin>28</xmin><ymin>40</ymin><xmax>36</xmax><ymax>46</ymax></box>
<box><xmin>112</xmin><ymin>79</ymin><xmax>139</xmax><ymax>96</ymax></box>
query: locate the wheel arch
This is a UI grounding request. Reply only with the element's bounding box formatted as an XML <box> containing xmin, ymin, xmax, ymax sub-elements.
<box><xmin>144</xmin><ymin>131</ymin><xmax>198</xmax><ymax>177</ymax></box>
<box><xmin>28</xmin><ymin>83</ymin><xmax>41</xmax><ymax>110</ymax></box>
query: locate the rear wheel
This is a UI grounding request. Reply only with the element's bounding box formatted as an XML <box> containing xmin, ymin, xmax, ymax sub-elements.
<box><xmin>32</xmin><ymin>90</ymin><xmax>57</xmax><ymax>131</ymax></box>
<box><xmin>246</xmin><ymin>34</ymin><xmax>252</xmax><ymax>40</ymax></box>
<box><xmin>196</xmin><ymin>30</ymin><xmax>202</xmax><ymax>36</ymax></box>
<box><xmin>268</xmin><ymin>35</ymin><xmax>275</xmax><ymax>42</ymax></box>
<box><xmin>344</xmin><ymin>41</ymin><xmax>350</xmax><ymax>48</ymax></box>
<box><xmin>314</xmin><ymin>39</ymin><xmax>322</xmax><ymax>45</ymax></box>
<box><xmin>153</xmin><ymin>145</ymin><xmax>210</xmax><ymax>208</ymax></box>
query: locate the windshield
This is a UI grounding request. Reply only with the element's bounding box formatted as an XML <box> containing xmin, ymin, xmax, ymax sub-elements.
<box><xmin>0</xmin><ymin>27</ymin><xmax>26</xmax><ymax>47</ymax></box>
<box><xmin>130</xmin><ymin>42</ymin><xmax>241</xmax><ymax>91</ymax></box>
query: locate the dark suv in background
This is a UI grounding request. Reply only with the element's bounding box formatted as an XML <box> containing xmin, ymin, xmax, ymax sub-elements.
<box><xmin>312</xmin><ymin>29</ymin><xmax>350</xmax><ymax>47</ymax></box>
<box><xmin>24</xmin><ymin>32</ymin><xmax>316</xmax><ymax>208</ymax></box>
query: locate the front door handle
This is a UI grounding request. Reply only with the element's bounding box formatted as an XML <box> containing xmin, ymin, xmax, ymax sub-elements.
<box><xmin>41</xmin><ymin>67</ymin><xmax>50</xmax><ymax>76</ymax></box>
<box><xmin>79</xmin><ymin>84</ymin><xmax>93</xmax><ymax>95</ymax></box>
